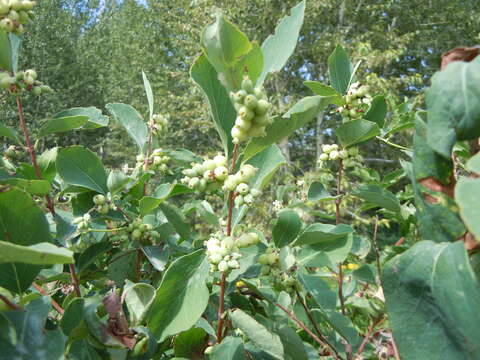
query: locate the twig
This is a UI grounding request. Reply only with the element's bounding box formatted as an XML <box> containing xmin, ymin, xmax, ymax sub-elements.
<box><xmin>217</xmin><ymin>143</ymin><xmax>239</xmax><ymax>343</ymax></box>
<box><xmin>376</xmin><ymin>136</ymin><xmax>410</xmax><ymax>151</ymax></box>
<box><xmin>275</xmin><ymin>302</ymin><xmax>344</xmax><ymax>360</ymax></box>
<box><xmin>0</xmin><ymin>293</ymin><xmax>23</xmax><ymax>310</ymax></box>
<box><xmin>68</xmin><ymin>264</ymin><xmax>81</xmax><ymax>297</ymax></box>
<box><xmin>372</xmin><ymin>216</ymin><xmax>382</xmax><ymax>282</ymax></box>
<box><xmin>336</xmin><ymin>160</ymin><xmax>346</xmax><ymax>316</ymax></box>
<box><xmin>391</xmin><ymin>334</ymin><xmax>401</xmax><ymax>360</ymax></box>
<box><xmin>356</xmin><ymin>317</ymin><xmax>385</xmax><ymax>355</ymax></box>
<box><xmin>16</xmin><ymin>97</ymin><xmax>55</xmax><ymax>215</ymax></box>
<box><xmin>135</xmin><ymin>249</ymin><xmax>143</xmax><ymax>282</ymax></box>
<box><xmin>17</xmin><ymin>97</ymin><xmax>82</xmax><ymax>298</ymax></box>
<box><xmin>296</xmin><ymin>291</ymin><xmax>342</xmax><ymax>359</ymax></box>
<box><xmin>32</xmin><ymin>282</ymin><xmax>64</xmax><ymax>315</ymax></box>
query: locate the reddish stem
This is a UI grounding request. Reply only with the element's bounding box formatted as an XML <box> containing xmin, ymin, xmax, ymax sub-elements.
<box><xmin>17</xmin><ymin>97</ymin><xmax>81</xmax><ymax>298</ymax></box>
<box><xmin>217</xmin><ymin>144</ymin><xmax>239</xmax><ymax>343</ymax></box>
<box><xmin>16</xmin><ymin>97</ymin><xmax>55</xmax><ymax>215</ymax></box>
<box><xmin>32</xmin><ymin>282</ymin><xmax>65</xmax><ymax>314</ymax></box>
<box><xmin>0</xmin><ymin>293</ymin><xmax>23</xmax><ymax>310</ymax></box>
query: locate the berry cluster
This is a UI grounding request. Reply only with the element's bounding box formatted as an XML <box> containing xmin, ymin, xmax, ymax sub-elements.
<box><xmin>180</xmin><ymin>154</ymin><xmax>228</xmax><ymax>192</ymax></box>
<box><xmin>3</xmin><ymin>145</ymin><xmax>22</xmax><ymax>160</ymax></box>
<box><xmin>257</xmin><ymin>247</ymin><xmax>301</xmax><ymax>293</ymax></box>
<box><xmin>136</xmin><ymin>148</ymin><xmax>171</xmax><ymax>173</ymax></box>
<box><xmin>318</xmin><ymin>143</ymin><xmax>348</xmax><ymax>163</ymax></box>
<box><xmin>72</xmin><ymin>213</ymin><xmax>91</xmax><ymax>232</ymax></box>
<box><xmin>206</xmin><ymin>232</ymin><xmax>260</xmax><ymax>273</ymax></box>
<box><xmin>337</xmin><ymin>82</ymin><xmax>372</xmax><ymax>121</ymax></box>
<box><xmin>230</xmin><ymin>76</ymin><xmax>272</xmax><ymax>144</ymax></box>
<box><xmin>0</xmin><ymin>70</ymin><xmax>53</xmax><ymax>95</ymax></box>
<box><xmin>151</xmin><ymin>114</ymin><xmax>168</xmax><ymax>134</ymax></box>
<box><xmin>0</xmin><ymin>0</ymin><xmax>35</xmax><ymax>35</ymax></box>
<box><xmin>92</xmin><ymin>194</ymin><xmax>116</xmax><ymax>215</ymax></box>
<box><xmin>126</xmin><ymin>218</ymin><xmax>160</xmax><ymax>246</ymax></box>
<box><xmin>223</xmin><ymin>163</ymin><xmax>258</xmax><ymax>194</ymax></box>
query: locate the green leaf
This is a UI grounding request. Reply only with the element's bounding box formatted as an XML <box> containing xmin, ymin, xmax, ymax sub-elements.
<box><xmin>257</xmin><ymin>1</ymin><xmax>306</xmax><ymax>85</ymax></box>
<box><xmin>209</xmin><ymin>336</ymin><xmax>245</xmax><ymax>360</ymax></box>
<box><xmin>38</xmin><ymin>115</ymin><xmax>89</xmax><ymax>138</ymax></box>
<box><xmin>106</xmin><ymin>103</ymin><xmax>148</xmax><ymax>152</ymax></box>
<box><xmin>60</xmin><ymin>298</ymin><xmax>85</xmax><ymax>336</ymax></box>
<box><xmin>276</xmin><ymin>325</ymin><xmax>308</xmax><ymax>360</ymax></box>
<box><xmin>426</xmin><ymin>60</ymin><xmax>480</xmax><ymax>158</ymax></box>
<box><xmin>139</xmin><ymin>183</ymin><xmax>192</xmax><ymax>216</ymax></box>
<box><xmin>351</xmin><ymin>185</ymin><xmax>401</xmax><ymax>213</ymax></box>
<box><xmin>0</xmin><ymin>177</ymin><xmax>51</xmax><ymax>195</ymax></box>
<box><xmin>307</xmin><ymin>181</ymin><xmax>338</xmax><ymax>202</ymax></box>
<box><xmin>292</xmin><ymin>223</ymin><xmax>353</xmax><ymax>246</ymax></box>
<box><xmin>191</xmin><ymin>54</ymin><xmax>235</xmax><ymax>158</ymax></box>
<box><xmin>328</xmin><ymin>45</ymin><xmax>353</xmax><ymax>95</ymax></box>
<box><xmin>0</xmin><ymin>297</ymin><xmax>66</xmax><ymax>360</ymax></box>
<box><xmin>298</xmin><ymin>273</ymin><xmax>336</xmax><ymax>311</ymax></box>
<box><xmin>52</xmin><ymin>107</ymin><xmax>109</xmax><ymax>129</ymax></box>
<box><xmin>56</xmin><ymin>146</ymin><xmax>108</xmax><ymax>194</ymax></box>
<box><xmin>173</xmin><ymin>327</ymin><xmax>207</xmax><ymax>358</ymax></box>
<box><xmin>297</xmin><ymin>234</ymin><xmax>353</xmax><ymax>268</ymax></box>
<box><xmin>0</xmin><ymin>123</ymin><xmax>20</xmax><ymax>144</ymax></box>
<box><xmin>142</xmin><ymin>245</ymin><xmax>169</xmax><ymax>272</ymax></box>
<box><xmin>455</xmin><ymin>177</ymin><xmax>480</xmax><ymax>240</ymax></box>
<box><xmin>123</xmin><ymin>282</ymin><xmax>155</xmax><ymax>326</ymax></box>
<box><xmin>231</xmin><ymin>41</ymin><xmax>264</xmax><ymax>86</ymax></box>
<box><xmin>142</xmin><ymin>71</ymin><xmax>154</xmax><ymax>120</ymax></box>
<box><xmin>0</xmin><ymin>188</ymin><xmax>51</xmax><ymax>293</ymax></box>
<box><xmin>0</xmin><ymin>241</ymin><xmax>74</xmax><ymax>265</ymax></box>
<box><xmin>107</xmin><ymin>250</ymin><xmax>136</xmax><ymax>287</ymax></box>
<box><xmin>383</xmin><ymin>241</ymin><xmax>480</xmax><ymax>359</ymax></box>
<box><xmin>247</xmin><ymin>144</ymin><xmax>286</xmax><ymax>190</ymax></box>
<box><xmin>304</xmin><ymin>81</ymin><xmax>341</xmax><ymax>98</ymax></box>
<box><xmin>147</xmin><ymin>250</ymin><xmax>209</xmax><ymax>341</ymax></box>
<box><xmin>8</xmin><ymin>33</ymin><xmax>21</xmax><ymax>73</ymax></box>
<box><xmin>230</xmin><ymin>309</ymin><xmax>284</xmax><ymax>360</ymax></box>
<box><xmin>272</xmin><ymin>210</ymin><xmax>302</xmax><ymax>248</ymax></box>
<box><xmin>158</xmin><ymin>202</ymin><xmax>191</xmax><ymax>239</ymax></box>
<box><xmin>0</xmin><ymin>30</ymin><xmax>12</xmax><ymax>71</ymax></box>
<box><xmin>183</xmin><ymin>200</ymin><xmax>219</xmax><ymax>226</ymax></box>
<box><xmin>107</xmin><ymin>170</ymin><xmax>130</xmax><ymax>194</ymax></box>
<box><xmin>466</xmin><ymin>152</ymin><xmax>480</xmax><ymax>174</ymax></box>
<box><xmin>335</xmin><ymin>119</ymin><xmax>380</xmax><ymax>148</ymax></box>
<box><xmin>364</xmin><ymin>95</ymin><xmax>388</xmax><ymax>128</ymax></box>
<box><xmin>243</xmin><ymin>96</ymin><xmax>334</xmax><ymax>162</ymax></box>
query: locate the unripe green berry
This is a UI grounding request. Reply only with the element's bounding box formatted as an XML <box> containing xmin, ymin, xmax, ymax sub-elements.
<box><xmin>240</xmin><ymin>164</ymin><xmax>256</xmax><ymax>180</ymax></box>
<box><xmin>253</xmin><ymin>87</ymin><xmax>267</xmax><ymax>100</ymax></box>
<box><xmin>255</xmin><ymin>99</ymin><xmax>270</xmax><ymax>115</ymax></box>
<box><xmin>250</xmin><ymin>189</ymin><xmax>261</xmax><ymax>197</ymax></box>
<box><xmin>214</xmin><ymin>166</ymin><xmax>228</xmax><ymax>181</ymax></box>
<box><xmin>24</xmin><ymin>69</ymin><xmax>37</xmax><ymax>80</ymax></box>
<box><xmin>204</xmin><ymin>346</ymin><xmax>214</xmax><ymax>355</ymax></box>
<box><xmin>133</xmin><ymin>218</ymin><xmax>143</xmax><ymax>228</ymax></box>
<box><xmin>233</xmin><ymin>89</ymin><xmax>247</xmax><ymax>103</ymax></box>
<box><xmin>203</xmin><ymin>159</ymin><xmax>216</xmax><ymax>171</ymax></box>
<box><xmin>243</xmin><ymin>193</ymin><xmax>254</xmax><ymax>205</ymax></box>
<box><xmin>235</xmin><ymin>116</ymin><xmax>251</xmax><ymax>132</ymax></box>
<box><xmin>267</xmin><ymin>253</ymin><xmax>278</xmax><ymax>265</ymax></box>
<box><xmin>136</xmin><ymin>154</ymin><xmax>144</xmax><ymax>163</ymax></box>
<box><xmin>209</xmin><ymin>253</ymin><xmax>222</xmax><ymax>264</ymax></box>
<box><xmin>228</xmin><ymin>260</ymin><xmax>240</xmax><ymax>269</ymax></box>
<box><xmin>132</xmin><ymin>229</ymin><xmax>142</xmax><ymax>240</ymax></box>
<box><xmin>238</xmin><ymin>106</ymin><xmax>254</xmax><ymax>121</ymax></box>
<box><xmin>247</xmin><ymin>124</ymin><xmax>265</xmax><ymax>137</ymax></box>
<box><xmin>329</xmin><ymin>150</ymin><xmax>340</xmax><ymax>160</ymax></box>
<box><xmin>260</xmin><ymin>265</ymin><xmax>271</xmax><ymax>275</ymax></box>
<box><xmin>8</xmin><ymin>10</ymin><xmax>19</xmax><ymax>21</ymax></box>
<box><xmin>213</xmin><ymin>154</ymin><xmax>227</xmax><ymax>167</ymax></box>
<box><xmin>253</xmin><ymin>114</ymin><xmax>270</xmax><ymax>126</ymax></box>
<box><xmin>32</xmin><ymin>86</ymin><xmax>42</xmax><ymax>96</ymax></box>
<box><xmin>0</xmin><ymin>2</ymin><xmax>9</xmax><ymax>15</ymax></box>
<box><xmin>257</xmin><ymin>254</ymin><xmax>269</xmax><ymax>265</ymax></box>
<box><xmin>218</xmin><ymin>260</ymin><xmax>229</xmax><ymax>272</ymax></box>
<box><xmin>244</xmin><ymin>94</ymin><xmax>258</xmax><ymax>109</ymax></box>
<box><xmin>241</xmin><ymin>76</ymin><xmax>254</xmax><ymax>93</ymax></box>
<box><xmin>231</xmin><ymin>126</ymin><xmax>248</xmax><ymax>143</ymax></box>
<box><xmin>192</xmin><ymin>163</ymin><xmax>205</xmax><ymax>175</ymax></box>
<box><xmin>188</xmin><ymin>177</ymin><xmax>200</xmax><ymax>189</ymax></box>
<box><xmin>319</xmin><ymin>153</ymin><xmax>329</xmax><ymax>161</ymax></box>
<box><xmin>153</xmin><ymin>156</ymin><xmax>162</xmax><ymax>165</ymax></box>
<box><xmin>98</xmin><ymin>204</ymin><xmax>109</xmax><ymax>214</ymax></box>
<box><xmin>0</xmin><ymin>18</ymin><xmax>14</xmax><ymax>32</ymax></box>
<box><xmin>339</xmin><ymin>149</ymin><xmax>349</xmax><ymax>159</ymax></box>
<box><xmin>182</xmin><ymin>169</ymin><xmax>196</xmax><ymax>177</ymax></box>
<box><xmin>236</xmin><ymin>183</ymin><xmax>249</xmax><ymax>195</ymax></box>
<box><xmin>223</xmin><ymin>176</ymin><xmax>238</xmax><ymax>191</ymax></box>
<box><xmin>93</xmin><ymin>194</ymin><xmax>106</xmax><ymax>205</ymax></box>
